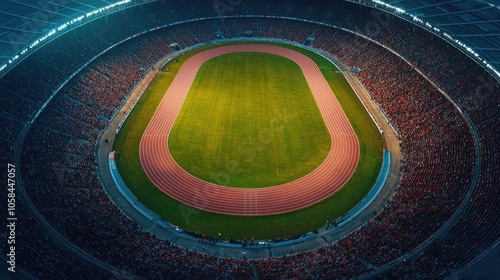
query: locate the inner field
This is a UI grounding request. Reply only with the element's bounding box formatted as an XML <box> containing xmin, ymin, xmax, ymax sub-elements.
<box><xmin>114</xmin><ymin>42</ymin><xmax>383</xmax><ymax>239</ymax></box>
<box><xmin>168</xmin><ymin>52</ymin><xmax>332</xmax><ymax>188</ymax></box>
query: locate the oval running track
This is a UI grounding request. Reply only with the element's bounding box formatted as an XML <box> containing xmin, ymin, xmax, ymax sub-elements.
<box><xmin>139</xmin><ymin>44</ymin><xmax>359</xmax><ymax>216</ymax></box>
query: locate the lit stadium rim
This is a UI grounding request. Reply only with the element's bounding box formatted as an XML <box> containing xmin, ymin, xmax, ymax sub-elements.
<box><xmin>355</xmin><ymin>0</ymin><xmax>500</xmax><ymax>79</ymax></box>
<box><xmin>0</xmin><ymin>0</ymin><xmax>499</xmax><ymax>79</ymax></box>
<box><xmin>0</xmin><ymin>0</ymin><xmax>135</xmax><ymax>74</ymax></box>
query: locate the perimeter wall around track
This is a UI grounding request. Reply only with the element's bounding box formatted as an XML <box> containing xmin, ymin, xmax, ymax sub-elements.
<box><xmin>338</xmin><ymin>150</ymin><xmax>390</xmax><ymax>227</ymax></box>
<box><xmin>108</xmin><ymin>152</ymin><xmax>173</xmax><ymax>230</ymax></box>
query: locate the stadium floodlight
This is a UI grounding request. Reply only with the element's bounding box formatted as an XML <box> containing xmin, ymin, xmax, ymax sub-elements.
<box><xmin>372</xmin><ymin>0</ymin><xmax>405</xmax><ymax>13</ymax></box>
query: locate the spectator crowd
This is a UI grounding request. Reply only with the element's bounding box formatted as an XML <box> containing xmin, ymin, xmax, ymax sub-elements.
<box><xmin>0</xmin><ymin>0</ymin><xmax>498</xmax><ymax>278</ymax></box>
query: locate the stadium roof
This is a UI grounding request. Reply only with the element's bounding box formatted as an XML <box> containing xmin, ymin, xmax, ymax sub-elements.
<box><xmin>0</xmin><ymin>0</ymin><xmax>153</xmax><ymax>73</ymax></box>
<box><xmin>0</xmin><ymin>1</ymin><xmax>118</xmax><ymax>59</ymax></box>
<box><xmin>352</xmin><ymin>0</ymin><xmax>500</xmax><ymax>78</ymax></box>
<box><xmin>0</xmin><ymin>0</ymin><xmax>499</xmax><ymax>77</ymax></box>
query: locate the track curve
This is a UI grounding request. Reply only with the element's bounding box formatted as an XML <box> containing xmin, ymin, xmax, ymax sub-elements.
<box><xmin>139</xmin><ymin>44</ymin><xmax>359</xmax><ymax>216</ymax></box>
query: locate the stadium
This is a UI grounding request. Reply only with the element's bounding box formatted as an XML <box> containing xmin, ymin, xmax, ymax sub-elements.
<box><xmin>0</xmin><ymin>0</ymin><xmax>498</xmax><ymax>279</ymax></box>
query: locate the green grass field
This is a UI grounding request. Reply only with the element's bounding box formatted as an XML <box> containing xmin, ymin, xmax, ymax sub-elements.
<box><xmin>114</xmin><ymin>41</ymin><xmax>383</xmax><ymax>240</ymax></box>
<box><xmin>169</xmin><ymin>53</ymin><xmax>331</xmax><ymax>188</ymax></box>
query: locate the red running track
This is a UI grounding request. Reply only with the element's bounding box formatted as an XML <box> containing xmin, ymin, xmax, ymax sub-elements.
<box><xmin>139</xmin><ymin>44</ymin><xmax>359</xmax><ymax>216</ymax></box>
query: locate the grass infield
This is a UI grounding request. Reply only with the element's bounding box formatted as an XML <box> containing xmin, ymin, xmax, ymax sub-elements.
<box><xmin>114</xmin><ymin>41</ymin><xmax>383</xmax><ymax>240</ymax></box>
<box><xmin>168</xmin><ymin>52</ymin><xmax>331</xmax><ymax>188</ymax></box>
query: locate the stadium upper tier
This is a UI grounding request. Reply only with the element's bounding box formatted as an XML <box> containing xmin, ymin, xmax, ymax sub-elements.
<box><xmin>0</xmin><ymin>1</ymin><xmax>498</xmax><ymax>279</ymax></box>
